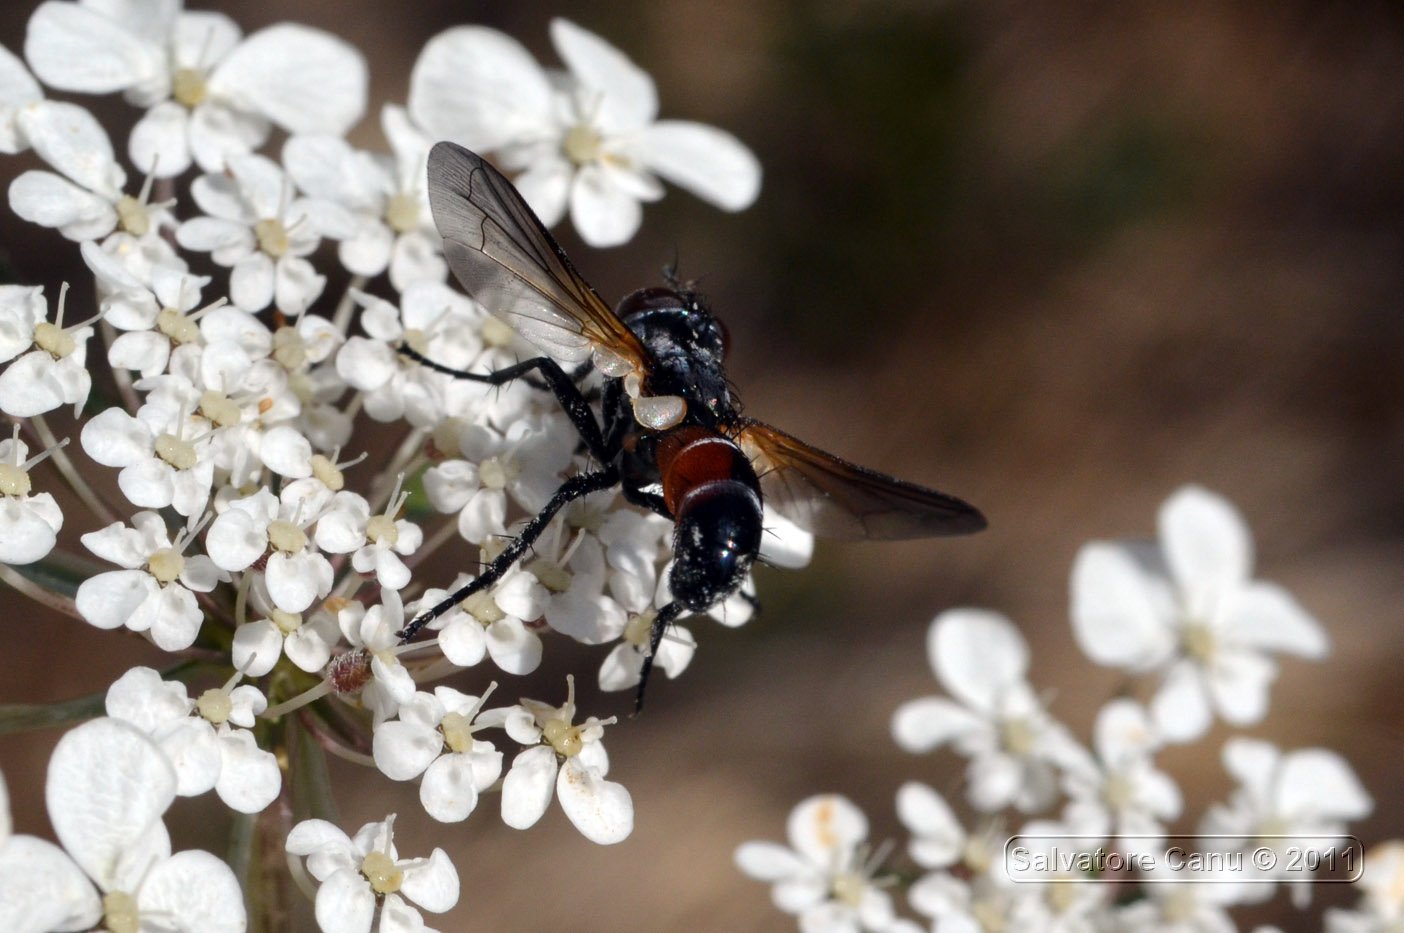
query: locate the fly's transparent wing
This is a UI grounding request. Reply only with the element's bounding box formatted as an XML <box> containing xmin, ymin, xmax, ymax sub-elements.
<box><xmin>426</xmin><ymin>141</ymin><xmax>648</xmax><ymax>368</ymax></box>
<box><xmin>737</xmin><ymin>420</ymin><xmax>986</xmax><ymax>540</ymax></box>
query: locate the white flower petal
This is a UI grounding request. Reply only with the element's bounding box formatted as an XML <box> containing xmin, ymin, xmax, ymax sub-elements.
<box><xmin>17</xmin><ymin>101</ymin><xmax>123</xmax><ymax>196</ymax></box>
<box><xmin>500</xmin><ymin>745</ymin><xmax>557</xmax><ymax>830</ymax></box>
<box><xmin>932</xmin><ymin>609</ymin><xmax>1028</xmax><ymax>712</ymax></box>
<box><xmin>128</xmin><ymin>101</ymin><xmax>192</xmax><ymax>178</ymax></box>
<box><xmin>399</xmin><ymin>848</ymin><xmax>459</xmax><ymax>914</ymax></box>
<box><xmin>0</xmin><ymin>835</ymin><xmax>101</xmax><ymax>933</ymax></box>
<box><xmin>231</xmin><ymin>619</ymin><xmax>282</xmax><ymax>681</ymax></box>
<box><xmin>372</xmin><ymin>720</ymin><xmax>441</xmax><ymax>782</ymax></box>
<box><xmin>556</xmin><ymin>756</ymin><xmax>634</xmax><ymax>845</ymax></box>
<box><xmin>550</xmin><ymin>18</ymin><xmax>658</xmax><ymax>130</ymax></box>
<box><xmin>24</xmin><ymin>1</ymin><xmax>164</xmax><ymax>94</ymax></box>
<box><xmin>8</xmin><ymin>170</ymin><xmax>115</xmax><ymax>241</ymax></box>
<box><xmin>1070</xmin><ymin>541</ymin><xmax>1177</xmax><ymax>669</ymax></box>
<box><xmin>210</xmin><ymin>24</ymin><xmax>367</xmax><ymax>135</ymax></box>
<box><xmin>638</xmin><ymin>120</ymin><xmax>761</xmax><ymax>210</ymax></box>
<box><xmin>569</xmin><ymin>163</ymin><xmax>642</xmax><ymax>247</ymax></box>
<box><xmin>1150</xmin><ymin>659</ymin><xmax>1212</xmax><ymax>743</ymax></box>
<box><xmin>105</xmin><ymin>666</ymin><xmax>190</xmax><ymax>732</ymax></box>
<box><xmin>75</xmin><ymin>569</ymin><xmax>157</xmax><ymax>631</ymax></box>
<box><xmin>734</xmin><ymin>840</ymin><xmax>807</xmax><ymax>882</ymax></box>
<box><xmin>1160</xmin><ymin>485</ymin><xmax>1252</xmax><ymax>602</ymax></box>
<box><xmin>0</xmin><ymin>496</ymin><xmax>60</xmax><ymax>564</ymax></box>
<box><xmin>1218</xmin><ymin>582</ymin><xmax>1328</xmax><ymax>659</ymax></box>
<box><xmin>139</xmin><ymin>849</ymin><xmax>246</xmax><ymax>933</ymax></box>
<box><xmin>46</xmin><ymin>718</ymin><xmax>174</xmax><ymax>891</ymax></box>
<box><xmin>314</xmin><ymin>867</ymin><xmax>375</xmax><ymax>933</ymax></box>
<box><xmin>890</xmin><ymin>696</ymin><xmax>984</xmax><ymax>752</ymax></box>
<box><xmin>409</xmin><ymin>26</ymin><xmax>554</xmax><ymax>150</ymax></box>
<box><xmin>215</xmin><ymin>729</ymin><xmax>281</xmax><ymax>813</ymax></box>
<box><xmin>788</xmin><ymin>794</ymin><xmax>866</xmax><ymax>867</ymax></box>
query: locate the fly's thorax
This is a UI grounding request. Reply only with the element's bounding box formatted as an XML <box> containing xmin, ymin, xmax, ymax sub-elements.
<box><xmin>618</xmin><ymin>287</ymin><xmax>733</xmax><ymax>421</ymax></box>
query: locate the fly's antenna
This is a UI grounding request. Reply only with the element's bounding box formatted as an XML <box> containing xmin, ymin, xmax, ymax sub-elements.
<box><xmin>662</xmin><ymin>246</ymin><xmax>682</xmax><ymax>288</ymax></box>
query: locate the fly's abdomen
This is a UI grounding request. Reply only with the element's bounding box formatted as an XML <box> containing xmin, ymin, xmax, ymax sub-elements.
<box><xmin>658</xmin><ymin>428</ymin><xmax>764</xmax><ymax>610</ymax></box>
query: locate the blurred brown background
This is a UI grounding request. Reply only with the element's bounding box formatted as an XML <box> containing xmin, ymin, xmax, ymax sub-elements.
<box><xmin>3</xmin><ymin>0</ymin><xmax>1403</xmax><ymax>929</ymax></box>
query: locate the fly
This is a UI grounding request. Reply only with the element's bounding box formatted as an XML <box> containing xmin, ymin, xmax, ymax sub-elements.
<box><xmin>397</xmin><ymin>142</ymin><xmax>986</xmax><ymax>709</ymax></box>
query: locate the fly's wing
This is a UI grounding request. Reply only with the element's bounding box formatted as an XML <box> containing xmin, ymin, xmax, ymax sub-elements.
<box><xmin>426</xmin><ymin>141</ymin><xmax>649</xmax><ymax>370</ymax></box>
<box><xmin>737</xmin><ymin>420</ymin><xmax>986</xmax><ymax>540</ymax></box>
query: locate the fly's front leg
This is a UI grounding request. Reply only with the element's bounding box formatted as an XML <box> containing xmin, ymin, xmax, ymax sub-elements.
<box><xmin>634</xmin><ymin>600</ymin><xmax>688</xmax><ymax>714</ymax></box>
<box><xmin>400</xmin><ymin>345</ymin><xmax>608</xmax><ymax>462</ymax></box>
<box><xmin>397</xmin><ymin>467</ymin><xmax>620</xmax><ymax>644</ymax></box>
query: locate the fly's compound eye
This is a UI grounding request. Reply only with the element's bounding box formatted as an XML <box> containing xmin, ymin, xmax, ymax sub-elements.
<box><xmin>714</xmin><ymin>316</ymin><xmax>730</xmax><ymax>357</ymax></box>
<box><xmin>616</xmin><ymin>287</ymin><xmax>684</xmax><ymax>320</ymax></box>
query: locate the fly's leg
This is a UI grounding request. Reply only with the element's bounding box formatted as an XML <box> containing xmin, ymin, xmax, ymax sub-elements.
<box><xmin>400</xmin><ymin>345</ymin><xmax>609</xmax><ymax>462</ymax></box>
<box><xmin>397</xmin><ymin>467</ymin><xmax>621</xmax><ymax>644</ymax></box>
<box><xmin>634</xmin><ymin>600</ymin><xmax>688</xmax><ymax>714</ymax></box>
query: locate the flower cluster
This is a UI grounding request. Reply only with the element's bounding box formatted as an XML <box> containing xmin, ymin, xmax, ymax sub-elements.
<box><xmin>1</xmin><ymin>4</ymin><xmax>773</xmax><ymax>931</ymax></box>
<box><xmin>738</xmin><ymin>486</ymin><xmax>1380</xmax><ymax>931</ymax></box>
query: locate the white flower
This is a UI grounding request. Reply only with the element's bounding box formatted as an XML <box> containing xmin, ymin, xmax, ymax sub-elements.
<box><xmin>0</xmin><ymin>432</ymin><xmax>65</xmax><ymax>565</ymax></box>
<box><xmin>81</xmin><ymin>240</ymin><xmax>211</xmax><ymax>378</ymax></box>
<box><xmin>0</xmin><ymin>718</ymin><xmax>244</xmax><ymax>933</ymax></box>
<box><xmin>177</xmin><ymin>152</ymin><xmax>356</xmax><ymax>313</ymax></box>
<box><xmin>1071</xmin><ymin>485</ymin><xmax>1329</xmax><ymax>742</ymax></box>
<box><xmin>283</xmin><ymin>107</ymin><xmax>446</xmax><ymax>290</ymax></box>
<box><xmin>1325</xmin><ymin>842</ymin><xmax>1404</xmax><ymax>932</ymax></box>
<box><xmin>233</xmin><ymin>605</ymin><xmax>341</xmax><ymax>676</ymax></box>
<box><xmin>105</xmin><ymin>665</ymin><xmax>280</xmax><ymax>813</ymax></box>
<box><xmin>8</xmin><ymin>100</ymin><xmax>172</xmax><ymax>243</ymax></box>
<box><xmin>409</xmin><ymin>18</ymin><xmax>760</xmax><ymax>247</ymax></box>
<box><xmin>348</xmin><ymin>482</ymin><xmax>423</xmax><ymax>591</ymax></box>
<box><xmin>25</xmin><ymin>3</ymin><xmax>366</xmax><ymax>176</ymax></box>
<box><xmin>74</xmin><ymin>511</ymin><xmax>222</xmax><ymax>650</ymax></box>
<box><xmin>372</xmin><ymin>687</ymin><xmax>504</xmax><ymax>823</ymax></box>
<box><xmin>1059</xmin><ymin>699</ymin><xmax>1182</xmax><ymax>855</ymax></box>
<box><xmin>286</xmin><ymin>814</ymin><xmax>459</xmax><ymax>933</ymax></box>
<box><xmin>205</xmin><ymin>486</ymin><xmax>333</xmax><ymax>613</ymax></box>
<box><xmin>735</xmin><ymin>794</ymin><xmax>907</xmax><ymax>932</ymax></box>
<box><xmin>0</xmin><ymin>43</ymin><xmax>42</xmax><ymax>154</ymax></box>
<box><xmin>1110</xmin><ymin>862</ymin><xmax>1253</xmax><ymax>931</ymax></box>
<box><xmin>1200</xmin><ymin>737</ymin><xmax>1372</xmax><ymax>905</ymax></box>
<box><xmin>80</xmin><ymin>400</ymin><xmax>215</xmax><ymax>521</ymax></box>
<box><xmin>417</xmin><ymin>572</ymin><xmax>544</xmax><ymax>675</ymax></box>
<box><xmin>335</xmin><ymin>282</ymin><xmax>496</xmax><ymax>428</ymax></box>
<box><xmin>0</xmin><ymin>282</ymin><xmax>92</xmax><ymax>418</ymax></box>
<box><xmin>332</xmin><ymin>589</ymin><xmax>419</xmax><ymax>724</ymax></box>
<box><xmin>424</xmin><ymin>414</ymin><xmax>577</xmax><ymax>544</ymax></box>
<box><xmin>499</xmin><ymin>677</ymin><xmax>633</xmax><ymax>844</ymax></box>
<box><xmin>892</xmin><ymin>609</ymin><xmax>1086</xmax><ymax>812</ymax></box>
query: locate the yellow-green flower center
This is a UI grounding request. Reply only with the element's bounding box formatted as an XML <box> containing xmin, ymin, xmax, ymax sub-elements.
<box><xmin>115</xmin><ymin>194</ymin><xmax>150</xmax><ymax>237</ymax></box>
<box><xmin>542</xmin><ymin>718</ymin><xmax>584</xmax><ymax>758</ymax></box>
<box><xmin>367</xmin><ymin>513</ymin><xmax>398</xmax><ymax>547</ymax></box>
<box><xmin>147</xmin><ymin>547</ymin><xmax>184</xmax><ymax>585</ymax></box>
<box><xmin>360</xmin><ymin>850</ymin><xmax>403</xmax><ymax>895</ymax></box>
<box><xmin>310</xmin><ymin>454</ymin><xmax>345</xmax><ymax>491</ymax></box>
<box><xmin>273</xmin><ymin>325</ymin><xmax>305</xmax><ymax>370</ymax></box>
<box><xmin>103</xmin><ymin>890</ymin><xmax>141</xmax><ymax>933</ymax></box>
<box><xmin>33</xmin><ymin>321</ymin><xmax>74</xmax><ymax>359</ymax></box>
<box><xmin>441</xmin><ymin>711</ymin><xmax>474</xmax><ymax>753</ymax></box>
<box><xmin>196</xmin><ymin>687</ymin><xmax>232</xmax><ymax>725</ymax></box>
<box><xmin>172</xmin><ymin>67</ymin><xmax>208</xmax><ymax>108</ymax></box>
<box><xmin>254</xmin><ymin>218</ymin><xmax>289</xmax><ymax>259</ymax></box>
<box><xmin>0</xmin><ymin>463</ymin><xmax>31</xmax><ymax>497</ymax></box>
<box><xmin>267</xmin><ymin>519</ymin><xmax>307</xmax><ymax>554</ymax></box>
<box><xmin>154</xmin><ymin>433</ymin><xmax>197</xmax><ymax>470</ymax></box>
<box><xmin>199</xmin><ymin>389</ymin><xmax>241</xmax><ymax>428</ymax></box>
<box><xmin>563</xmin><ymin>123</ymin><xmax>603</xmax><ymax>165</ymax></box>
<box><xmin>384</xmin><ymin>192</ymin><xmax>420</xmax><ymax>233</ymax></box>
<box><xmin>156</xmin><ymin>306</ymin><xmax>201</xmax><ymax>345</ymax></box>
